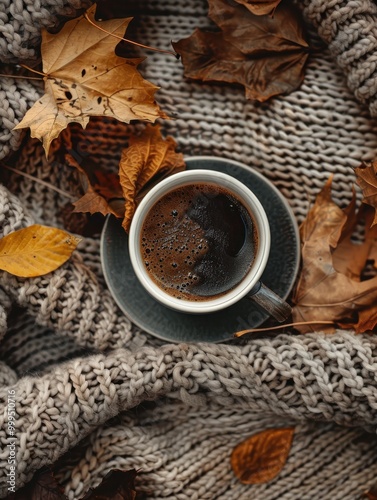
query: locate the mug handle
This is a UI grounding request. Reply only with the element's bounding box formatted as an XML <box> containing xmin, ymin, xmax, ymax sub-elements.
<box><xmin>247</xmin><ymin>281</ymin><xmax>292</xmax><ymax>323</ymax></box>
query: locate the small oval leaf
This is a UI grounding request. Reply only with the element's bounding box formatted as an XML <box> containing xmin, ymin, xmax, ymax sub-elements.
<box><xmin>231</xmin><ymin>427</ymin><xmax>294</xmax><ymax>484</ymax></box>
<box><xmin>0</xmin><ymin>225</ymin><xmax>81</xmax><ymax>277</ymax></box>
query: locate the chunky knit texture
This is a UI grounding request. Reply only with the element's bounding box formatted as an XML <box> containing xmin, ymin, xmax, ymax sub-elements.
<box><xmin>2</xmin><ymin>0</ymin><xmax>377</xmax><ymax>499</ymax></box>
<box><xmin>300</xmin><ymin>0</ymin><xmax>377</xmax><ymax>114</ymax></box>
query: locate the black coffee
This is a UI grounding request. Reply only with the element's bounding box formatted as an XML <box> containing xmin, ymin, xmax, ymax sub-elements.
<box><xmin>140</xmin><ymin>183</ymin><xmax>258</xmax><ymax>301</ymax></box>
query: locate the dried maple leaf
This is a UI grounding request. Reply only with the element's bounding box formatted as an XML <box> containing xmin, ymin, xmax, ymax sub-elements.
<box><xmin>0</xmin><ymin>225</ymin><xmax>81</xmax><ymax>278</ymax></box>
<box><xmin>231</xmin><ymin>428</ymin><xmax>294</xmax><ymax>484</ymax></box>
<box><xmin>292</xmin><ymin>177</ymin><xmax>377</xmax><ymax>333</ymax></box>
<box><xmin>172</xmin><ymin>0</ymin><xmax>309</xmax><ymax>102</ymax></box>
<box><xmin>119</xmin><ymin>124</ymin><xmax>186</xmax><ymax>232</ymax></box>
<box><xmin>234</xmin><ymin>0</ymin><xmax>282</xmax><ymax>16</ymax></box>
<box><xmin>355</xmin><ymin>160</ymin><xmax>377</xmax><ymax>226</ymax></box>
<box><xmin>14</xmin><ymin>4</ymin><xmax>167</xmax><ymax>157</ymax></box>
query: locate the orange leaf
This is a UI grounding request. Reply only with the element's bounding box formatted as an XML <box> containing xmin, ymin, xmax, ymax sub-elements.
<box><xmin>119</xmin><ymin>124</ymin><xmax>186</xmax><ymax>232</ymax></box>
<box><xmin>231</xmin><ymin>428</ymin><xmax>294</xmax><ymax>484</ymax></box>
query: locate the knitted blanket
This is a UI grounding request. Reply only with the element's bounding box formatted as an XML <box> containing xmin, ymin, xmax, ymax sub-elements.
<box><xmin>1</xmin><ymin>0</ymin><xmax>377</xmax><ymax>498</ymax></box>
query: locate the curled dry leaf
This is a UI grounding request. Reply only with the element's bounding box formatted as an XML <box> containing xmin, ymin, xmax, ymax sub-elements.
<box><xmin>0</xmin><ymin>225</ymin><xmax>80</xmax><ymax>278</ymax></box>
<box><xmin>292</xmin><ymin>177</ymin><xmax>377</xmax><ymax>333</ymax></box>
<box><xmin>65</xmin><ymin>154</ymin><xmax>124</xmax><ymax>218</ymax></box>
<box><xmin>231</xmin><ymin>427</ymin><xmax>294</xmax><ymax>484</ymax></box>
<box><xmin>119</xmin><ymin>124</ymin><xmax>186</xmax><ymax>232</ymax></box>
<box><xmin>173</xmin><ymin>0</ymin><xmax>309</xmax><ymax>102</ymax></box>
<box><xmin>234</xmin><ymin>0</ymin><xmax>282</xmax><ymax>16</ymax></box>
<box><xmin>355</xmin><ymin>160</ymin><xmax>377</xmax><ymax>226</ymax></box>
<box><xmin>14</xmin><ymin>4</ymin><xmax>167</xmax><ymax>157</ymax></box>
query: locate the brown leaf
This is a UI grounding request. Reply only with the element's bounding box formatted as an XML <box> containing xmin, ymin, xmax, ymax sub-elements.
<box><xmin>231</xmin><ymin>428</ymin><xmax>294</xmax><ymax>484</ymax></box>
<box><xmin>14</xmin><ymin>4</ymin><xmax>167</xmax><ymax>157</ymax></box>
<box><xmin>119</xmin><ymin>124</ymin><xmax>186</xmax><ymax>232</ymax></box>
<box><xmin>59</xmin><ymin>202</ymin><xmax>91</xmax><ymax>235</ymax></box>
<box><xmin>332</xmin><ymin>202</ymin><xmax>376</xmax><ymax>280</ymax></box>
<box><xmin>355</xmin><ymin>160</ymin><xmax>377</xmax><ymax>226</ymax></box>
<box><xmin>66</xmin><ymin>154</ymin><xmax>124</xmax><ymax>218</ymax></box>
<box><xmin>173</xmin><ymin>0</ymin><xmax>309</xmax><ymax>102</ymax></box>
<box><xmin>59</xmin><ymin>203</ymin><xmax>107</xmax><ymax>238</ymax></box>
<box><xmin>0</xmin><ymin>225</ymin><xmax>80</xmax><ymax>278</ymax></box>
<box><xmin>80</xmin><ymin>469</ymin><xmax>137</xmax><ymax>499</ymax></box>
<box><xmin>368</xmin><ymin>237</ymin><xmax>377</xmax><ymax>270</ymax></box>
<box><xmin>292</xmin><ymin>178</ymin><xmax>377</xmax><ymax>333</ymax></box>
<box><xmin>72</xmin><ymin>186</ymin><xmax>120</xmax><ymax>217</ymax></box>
<box><xmin>234</xmin><ymin>0</ymin><xmax>282</xmax><ymax>16</ymax></box>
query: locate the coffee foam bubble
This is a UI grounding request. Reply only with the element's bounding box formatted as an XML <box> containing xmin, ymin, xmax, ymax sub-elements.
<box><xmin>141</xmin><ymin>188</ymin><xmax>208</xmax><ymax>299</ymax></box>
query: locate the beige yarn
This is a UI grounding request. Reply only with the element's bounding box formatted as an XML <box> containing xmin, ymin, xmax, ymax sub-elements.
<box><xmin>300</xmin><ymin>0</ymin><xmax>377</xmax><ymax>114</ymax></box>
<box><xmin>2</xmin><ymin>0</ymin><xmax>377</xmax><ymax>499</ymax></box>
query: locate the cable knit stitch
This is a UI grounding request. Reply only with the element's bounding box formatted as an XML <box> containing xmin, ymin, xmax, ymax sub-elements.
<box><xmin>1</xmin><ymin>332</ymin><xmax>377</xmax><ymax>496</ymax></box>
<box><xmin>299</xmin><ymin>0</ymin><xmax>377</xmax><ymax>114</ymax></box>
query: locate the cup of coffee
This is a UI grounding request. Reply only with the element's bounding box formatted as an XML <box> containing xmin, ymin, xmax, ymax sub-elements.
<box><xmin>128</xmin><ymin>169</ymin><xmax>291</xmax><ymax>321</ymax></box>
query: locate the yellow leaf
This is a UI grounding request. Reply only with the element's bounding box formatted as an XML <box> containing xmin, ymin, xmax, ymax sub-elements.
<box><xmin>0</xmin><ymin>225</ymin><xmax>81</xmax><ymax>277</ymax></box>
<box><xmin>231</xmin><ymin>428</ymin><xmax>294</xmax><ymax>484</ymax></box>
<box><xmin>119</xmin><ymin>124</ymin><xmax>186</xmax><ymax>232</ymax></box>
<box><xmin>14</xmin><ymin>4</ymin><xmax>167</xmax><ymax>157</ymax></box>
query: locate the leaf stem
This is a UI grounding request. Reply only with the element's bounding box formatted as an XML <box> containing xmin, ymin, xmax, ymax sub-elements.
<box><xmin>19</xmin><ymin>64</ymin><xmax>47</xmax><ymax>77</ymax></box>
<box><xmin>1</xmin><ymin>164</ymin><xmax>76</xmax><ymax>200</ymax></box>
<box><xmin>0</xmin><ymin>73</ymin><xmax>43</xmax><ymax>81</ymax></box>
<box><xmin>84</xmin><ymin>13</ymin><xmax>178</xmax><ymax>58</ymax></box>
<box><xmin>234</xmin><ymin>320</ymin><xmax>335</xmax><ymax>337</ymax></box>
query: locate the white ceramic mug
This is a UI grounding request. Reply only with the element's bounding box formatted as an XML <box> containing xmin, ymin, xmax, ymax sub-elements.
<box><xmin>128</xmin><ymin>169</ymin><xmax>291</xmax><ymax>321</ymax></box>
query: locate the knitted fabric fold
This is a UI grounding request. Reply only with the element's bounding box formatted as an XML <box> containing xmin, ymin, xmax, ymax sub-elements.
<box><xmin>1</xmin><ymin>331</ymin><xmax>377</xmax><ymax>496</ymax></box>
<box><xmin>299</xmin><ymin>0</ymin><xmax>377</xmax><ymax>115</ymax></box>
<box><xmin>2</xmin><ymin>0</ymin><xmax>377</xmax><ymax>498</ymax></box>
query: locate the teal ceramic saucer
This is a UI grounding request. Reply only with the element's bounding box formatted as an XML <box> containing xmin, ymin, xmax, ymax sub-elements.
<box><xmin>100</xmin><ymin>156</ymin><xmax>300</xmax><ymax>343</ymax></box>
